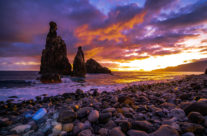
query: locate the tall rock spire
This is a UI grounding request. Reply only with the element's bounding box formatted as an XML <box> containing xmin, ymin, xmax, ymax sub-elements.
<box><xmin>73</xmin><ymin>46</ymin><xmax>86</xmax><ymax>77</ymax></box>
<box><xmin>40</xmin><ymin>21</ymin><xmax>71</xmax><ymax>75</ymax></box>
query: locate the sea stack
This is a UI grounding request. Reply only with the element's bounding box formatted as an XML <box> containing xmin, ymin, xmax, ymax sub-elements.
<box><xmin>40</xmin><ymin>21</ymin><xmax>72</xmax><ymax>75</ymax></box>
<box><xmin>86</xmin><ymin>58</ymin><xmax>111</xmax><ymax>74</ymax></box>
<box><xmin>73</xmin><ymin>46</ymin><xmax>86</xmax><ymax>77</ymax></box>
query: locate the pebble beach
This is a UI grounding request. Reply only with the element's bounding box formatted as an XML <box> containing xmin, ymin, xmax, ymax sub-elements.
<box><xmin>0</xmin><ymin>74</ymin><xmax>207</xmax><ymax>136</ymax></box>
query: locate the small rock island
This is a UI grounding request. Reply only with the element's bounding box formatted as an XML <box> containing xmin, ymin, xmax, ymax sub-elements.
<box><xmin>39</xmin><ymin>21</ymin><xmax>112</xmax><ymax>82</ymax></box>
<box><xmin>86</xmin><ymin>58</ymin><xmax>111</xmax><ymax>74</ymax></box>
<box><xmin>40</xmin><ymin>21</ymin><xmax>72</xmax><ymax>75</ymax></box>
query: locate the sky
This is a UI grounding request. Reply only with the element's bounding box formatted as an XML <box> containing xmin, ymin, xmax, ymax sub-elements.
<box><xmin>0</xmin><ymin>0</ymin><xmax>207</xmax><ymax>71</ymax></box>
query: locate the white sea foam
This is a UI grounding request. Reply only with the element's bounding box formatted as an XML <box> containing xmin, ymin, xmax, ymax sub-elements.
<box><xmin>0</xmin><ymin>71</ymin><xmax>202</xmax><ymax>102</ymax></box>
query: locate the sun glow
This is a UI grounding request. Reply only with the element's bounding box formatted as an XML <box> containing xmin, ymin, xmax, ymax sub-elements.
<box><xmin>111</xmin><ymin>48</ymin><xmax>207</xmax><ymax>71</ymax></box>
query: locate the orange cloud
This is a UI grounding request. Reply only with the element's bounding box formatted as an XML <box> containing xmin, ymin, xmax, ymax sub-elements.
<box><xmin>75</xmin><ymin>11</ymin><xmax>146</xmax><ymax>46</ymax></box>
<box><xmin>85</xmin><ymin>47</ymin><xmax>104</xmax><ymax>59</ymax></box>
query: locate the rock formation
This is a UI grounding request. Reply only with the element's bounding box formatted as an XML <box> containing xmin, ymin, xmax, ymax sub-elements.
<box><xmin>40</xmin><ymin>73</ymin><xmax>61</xmax><ymax>83</ymax></box>
<box><xmin>205</xmin><ymin>69</ymin><xmax>207</xmax><ymax>74</ymax></box>
<box><xmin>73</xmin><ymin>46</ymin><xmax>86</xmax><ymax>77</ymax></box>
<box><xmin>86</xmin><ymin>58</ymin><xmax>111</xmax><ymax>74</ymax></box>
<box><xmin>40</xmin><ymin>21</ymin><xmax>72</xmax><ymax>75</ymax></box>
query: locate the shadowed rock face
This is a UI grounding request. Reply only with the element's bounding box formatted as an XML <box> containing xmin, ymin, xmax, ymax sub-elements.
<box><xmin>73</xmin><ymin>46</ymin><xmax>86</xmax><ymax>77</ymax></box>
<box><xmin>86</xmin><ymin>58</ymin><xmax>111</xmax><ymax>74</ymax></box>
<box><xmin>40</xmin><ymin>21</ymin><xmax>71</xmax><ymax>75</ymax></box>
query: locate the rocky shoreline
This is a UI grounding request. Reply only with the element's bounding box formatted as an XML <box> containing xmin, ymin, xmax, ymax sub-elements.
<box><xmin>0</xmin><ymin>74</ymin><xmax>207</xmax><ymax>136</ymax></box>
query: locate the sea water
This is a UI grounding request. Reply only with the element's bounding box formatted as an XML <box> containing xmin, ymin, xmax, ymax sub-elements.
<box><xmin>0</xmin><ymin>71</ymin><xmax>203</xmax><ymax>102</ymax></box>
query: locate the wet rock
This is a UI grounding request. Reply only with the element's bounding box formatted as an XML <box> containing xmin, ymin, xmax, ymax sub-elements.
<box><xmin>53</xmin><ymin>123</ymin><xmax>62</xmax><ymax>133</ymax></box>
<box><xmin>103</xmin><ymin>108</ymin><xmax>116</xmax><ymax>113</ymax></box>
<box><xmin>180</xmin><ymin>93</ymin><xmax>192</xmax><ymax>101</ymax></box>
<box><xmin>184</xmin><ymin>98</ymin><xmax>207</xmax><ymax>115</ymax></box>
<box><xmin>23</xmin><ymin>130</ymin><xmax>34</xmax><ymax>136</ymax></box>
<box><xmin>162</xmin><ymin>118</ymin><xmax>180</xmax><ymax>131</ymax></box>
<box><xmin>63</xmin><ymin>123</ymin><xmax>73</xmax><ymax>132</ymax></box>
<box><xmin>109</xmin><ymin>127</ymin><xmax>125</xmax><ymax>136</ymax></box>
<box><xmin>86</xmin><ymin>58</ymin><xmax>111</xmax><ymax>74</ymax></box>
<box><xmin>150</xmin><ymin>125</ymin><xmax>179</xmax><ymax>136</ymax></box>
<box><xmin>78</xmin><ymin>107</ymin><xmax>93</xmax><ymax>119</ymax></box>
<box><xmin>127</xmin><ymin>130</ymin><xmax>149</xmax><ymax>136</ymax></box>
<box><xmin>99</xmin><ymin>128</ymin><xmax>108</xmax><ymax>136</ymax></box>
<box><xmin>182</xmin><ymin>132</ymin><xmax>195</xmax><ymax>136</ymax></box>
<box><xmin>40</xmin><ymin>21</ymin><xmax>72</xmax><ymax>75</ymax></box>
<box><xmin>78</xmin><ymin>129</ymin><xmax>93</xmax><ymax>136</ymax></box>
<box><xmin>179</xmin><ymin>122</ymin><xmax>205</xmax><ymax>135</ymax></box>
<box><xmin>132</xmin><ymin>120</ymin><xmax>153</xmax><ymax>133</ymax></box>
<box><xmin>118</xmin><ymin>96</ymin><xmax>134</xmax><ymax>105</ymax></box>
<box><xmin>11</xmin><ymin>124</ymin><xmax>31</xmax><ymax>134</ymax></box>
<box><xmin>187</xmin><ymin>112</ymin><xmax>205</xmax><ymax>124</ymax></box>
<box><xmin>169</xmin><ymin>108</ymin><xmax>186</xmax><ymax>120</ymax></box>
<box><xmin>73</xmin><ymin>122</ymin><xmax>84</xmax><ymax>135</ymax></box>
<box><xmin>161</xmin><ymin>102</ymin><xmax>176</xmax><ymax>109</ymax></box>
<box><xmin>73</xmin><ymin>46</ymin><xmax>86</xmax><ymax>77</ymax></box>
<box><xmin>40</xmin><ymin>73</ymin><xmax>61</xmax><ymax>83</ymax></box>
<box><xmin>99</xmin><ymin>112</ymin><xmax>112</xmax><ymax>124</ymax></box>
<box><xmin>119</xmin><ymin>120</ymin><xmax>131</xmax><ymax>132</ymax></box>
<box><xmin>58</xmin><ymin>110</ymin><xmax>77</xmax><ymax>123</ymax></box>
<box><xmin>105</xmin><ymin>120</ymin><xmax>117</xmax><ymax>129</ymax></box>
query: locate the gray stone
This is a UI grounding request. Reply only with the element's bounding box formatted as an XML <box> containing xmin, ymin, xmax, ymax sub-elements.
<box><xmin>99</xmin><ymin>128</ymin><xmax>108</xmax><ymax>136</ymax></box>
<box><xmin>184</xmin><ymin>98</ymin><xmax>207</xmax><ymax>115</ymax></box>
<box><xmin>179</xmin><ymin>122</ymin><xmax>205</xmax><ymax>135</ymax></box>
<box><xmin>58</xmin><ymin>110</ymin><xmax>77</xmax><ymax>123</ymax></box>
<box><xmin>63</xmin><ymin>123</ymin><xmax>73</xmax><ymax>132</ymax></box>
<box><xmin>182</xmin><ymin>132</ymin><xmax>195</xmax><ymax>136</ymax></box>
<box><xmin>187</xmin><ymin>112</ymin><xmax>205</xmax><ymax>124</ymax></box>
<box><xmin>127</xmin><ymin>129</ymin><xmax>149</xmax><ymax>136</ymax></box>
<box><xmin>78</xmin><ymin>107</ymin><xmax>93</xmax><ymax>119</ymax></box>
<box><xmin>73</xmin><ymin>122</ymin><xmax>85</xmax><ymax>135</ymax></box>
<box><xmin>88</xmin><ymin>110</ymin><xmax>99</xmax><ymax>122</ymax></box>
<box><xmin>109</xmin><ymin>127</ymin><xmax>125</xmax><ymax>136</ymax></box>
<box><xmin>132</xmin><ymin>120</ymin><xmax>153</xmax><ymax>133</ymax></box>
<box><xmin>11</xmin><ymin>124</ymin><xmax>31</xmax><ymax>134</ymax></box>
<box><xmin>170</xmin><ymin>108</ymin><xmax>186</xmax><ymax>120</ymax></box>
<box><xmin>99</xmin><ymin>112</ymin><xmax>112</xmax><ymax>124</ymax></box>
<box><xmin>150</xmin><ymin>125</ymin><xmax>179</xmax><ymax>136</ymax></box>
<box><xmin>78</xmin><ymin>129</ymin><xmax>93</xmax><ymax>136</ymax></box>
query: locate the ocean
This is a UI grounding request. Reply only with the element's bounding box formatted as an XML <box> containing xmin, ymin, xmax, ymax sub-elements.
<box><xmin>0</xmin><ymin>71</ymin><xmax>203</xmax><ymax>102</ymax></box>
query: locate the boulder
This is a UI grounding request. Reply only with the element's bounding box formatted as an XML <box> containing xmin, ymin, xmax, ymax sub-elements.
<box><xmin>63</xmin><ymin>123</ymin><xmax>74</xmax><ymax>132</ymax></box>
<box><xmin>179</xmin><ymin>122</ymin><xmax>205</xmax><ymax>135</ymax></box>
<box><xmin>99</xmin><ymin>112</ymin><xmax>112</xmax><ymax>124</ymax></box>
<box><xmin>40</xmin><ymin>21</ymin><xmax>72</xmax><ymax>75</ymax></box>
<box><xmin>132</xmin><ymin>120</ymin><xmax>153</xmax><ymax>133</ymax></box>
<box><xmin>78</xmin><ymin>129</ymin><xmax>93</xmax><ymax>136</ymax></box>
<box><xmin>88</xmin><ymin>110</ymin><xmax>99</xmax><ymax>122</ymax></box>
<box><xmin>127</xmin><ymin>130</ymin><xmax>149</xmax><ymax>136</ymax></box>
<box><xmin>109</xmin><ymin>127</ymin><xmax>125</xmax><ymax>136</ymax></box>
<box><xmin>86</xmin><ymin>58</ymin><xmax>111</xmax><ymax>74</ymax></box>
<box><xmin>73</xmin><ymin>46</ymin><xmax>86</xmax><ymax>77</ymax></box>
<box><xmin>184</xmin><ymin>98</ymin><xmax>207</xmax><ymax>115</ymax></box>
<box><xmin>187</xmin><ymin>112</ymin><xmax>205</xmax><ymax>124</ymax></box>
<box><xmin>150</xmin><ymin>125</ymin><xmax>179</xmax><ymax>136</ymax></box>
<box><xmin>40</xmin><ymin>73</ymin><xmax>61</xmax><ymax>83</ymax></box>
<box><xmin>57</xmin><ymin>110</ymin><xmax>77</xmax><ymax>123</ymax></box>
<box><xmin>11</xmin><ymin>124</ymin><xmax>31</xmax><ymax>134</ymax></box>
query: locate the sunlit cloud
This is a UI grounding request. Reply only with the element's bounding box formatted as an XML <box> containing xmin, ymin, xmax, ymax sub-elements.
<box><xmin>75</xmin><ymin>11</ymin><xmax>145</xmax><ymax>46</ymax></box>
<box><xmin>1</xmin><ymin>0</ymin><xmax>207</xmax><ymax>71</ymax></box>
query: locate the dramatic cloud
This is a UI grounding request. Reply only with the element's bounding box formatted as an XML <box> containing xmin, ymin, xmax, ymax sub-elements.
<box><xmin>0</xmin><ymin>0</ymin><xmax>207</xmax><ymax>71</ymax></box>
